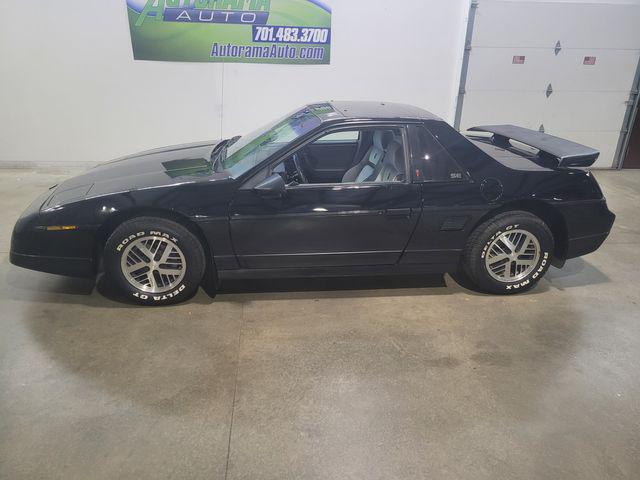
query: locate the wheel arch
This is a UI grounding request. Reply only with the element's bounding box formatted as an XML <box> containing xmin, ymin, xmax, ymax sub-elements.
<box><xmin>95</xmin><ymin>207</ymin><xmax>218</xmax><ymax>293</ymax></box>
<box><xmin>470</xmin><ymin>200</ymin><xmax>568</xmax><ymax>263</ymax></box>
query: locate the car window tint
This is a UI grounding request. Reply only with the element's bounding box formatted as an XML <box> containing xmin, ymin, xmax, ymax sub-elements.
<box><xmin>272</xmin><ymin>127</ymin><xmax>407</xmax><ymax>186</ymax></box>
<box><xmin>314</xmin><ymin>131</ymin><xmax>360</xmax><ymax>143</ymax></box>
<box><xmin>223</xmin><ymin>109</ymin><xmax>322</xmax><ymax>178</ymax></box>
<box><xmin>411</xmin><ymin>126</ymin><xmax>466</xmax><ymax>182</ymax></box>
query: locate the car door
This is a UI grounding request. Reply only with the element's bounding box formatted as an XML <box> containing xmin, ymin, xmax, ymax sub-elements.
<box><xmin>228</xmin><ymin>124</ymin><xmax>422</xmax><ymax>269</ymax></box>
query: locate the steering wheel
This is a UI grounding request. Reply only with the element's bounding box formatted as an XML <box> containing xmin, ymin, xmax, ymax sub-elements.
<box><xmin>292</xmin><ymin>152</ymin><xmax>309</xmax><ymax>184</ymax></box>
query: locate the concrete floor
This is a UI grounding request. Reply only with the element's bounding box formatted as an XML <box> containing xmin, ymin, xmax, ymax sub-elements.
<box><xmin>0</xmin><ymin>168</ymin><xmax>639</xmax><ymax>480</ymax></box>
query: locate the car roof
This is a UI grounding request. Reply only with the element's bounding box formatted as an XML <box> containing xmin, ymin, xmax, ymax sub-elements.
<box><xmin>319</xmin><ymin>101</ymin><xmax>442</xmax><ymax>122</ymax></box>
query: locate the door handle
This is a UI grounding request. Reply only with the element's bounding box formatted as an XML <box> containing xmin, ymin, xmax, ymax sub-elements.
<box><xmin>385</xmin><ymin>208</ymin><xmax>412</xmax><ymax>218</ymax></box>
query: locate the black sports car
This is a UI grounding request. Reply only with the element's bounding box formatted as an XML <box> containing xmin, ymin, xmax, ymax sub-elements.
<box><xmin>11</xmin><ymin>102</ymin><xmax>615</xmax><ymax>305</ymax></box>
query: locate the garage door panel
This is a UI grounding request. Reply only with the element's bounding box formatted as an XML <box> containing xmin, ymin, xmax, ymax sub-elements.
<box><xmin>473</xmin><ymin>1</ymin><xmax>640</xmax><ymax>49</ymax></box>
<box><xmin>463</xmin><ymin>91</ymin><xmax>627</xmax><ymax>132</ymax></box>
<box><xmin>544</xmin><ymin>92</ymin><xmax>629</xmax><ymax>132</ymax></box>
<box><xmin>467</xmin><ymin>48</ymin><xmax>640</xmax><ymax>92</ymax></box>
<box><xmin>461</xmin><ymin>0</ymin><xmax>639</xmax><ymax>170</ymax></box>
<box><xmin>461</xmin><ymin>92</ymin><xmax>549</xmax><ymax>130</ymax></box>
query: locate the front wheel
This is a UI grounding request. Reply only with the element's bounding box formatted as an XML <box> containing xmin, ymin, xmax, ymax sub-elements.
<box><xmin>104</xmin><ymin>217</ymin><xmax>206</xmax><ymax>305</ymax></box>
<box><xmin>461</xmin><ymin>211</ymin><xmax>554</xmax><ymax>294</ymax></box>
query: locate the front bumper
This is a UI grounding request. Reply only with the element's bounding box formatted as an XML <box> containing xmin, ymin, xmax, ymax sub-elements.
<box><xmin>10</xmin><ymin>195</ymin><xmax>98</xmax><ymax>278</ymax></box>
<box><xmin>10</xmin><ymin>251</ymin><xmax>96</xmax><ymax>278</ymax></box>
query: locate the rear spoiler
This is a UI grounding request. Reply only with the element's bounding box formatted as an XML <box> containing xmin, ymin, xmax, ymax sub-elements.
<box><xmin>468</xmin><ymin>125</ymin><xmax>599</xmax><ymax>168</ymax></box>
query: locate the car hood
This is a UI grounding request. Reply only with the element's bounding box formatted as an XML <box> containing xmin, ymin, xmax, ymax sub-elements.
<box><xmin>44</xmin><ymin>140</ymin><xmax>233</xmax><ymax>209</ymax></box>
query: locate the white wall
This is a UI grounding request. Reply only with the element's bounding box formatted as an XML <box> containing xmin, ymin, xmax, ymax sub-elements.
<box><xmin>0</xmin><ymin>0</ymin><xmax>471</xmax><ymax>167</ymax></box>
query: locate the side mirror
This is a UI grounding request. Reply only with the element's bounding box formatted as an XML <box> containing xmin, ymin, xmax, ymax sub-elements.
<box><xmin>254</xmin><ymin>173</ymin><xmax>286</xmax><ymax>198</ymax></box>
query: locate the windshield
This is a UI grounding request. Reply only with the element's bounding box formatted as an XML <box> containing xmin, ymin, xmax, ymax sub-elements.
<box><xmin>222</xmin><ymin>108</ymin><xmax>322</xmax><ymax>178</ymax></box>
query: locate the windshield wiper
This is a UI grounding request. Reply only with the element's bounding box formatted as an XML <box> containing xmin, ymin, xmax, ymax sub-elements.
<box><xmin>211</xmin><ymin>139</ymin><xmax>229</xmax><ymax>161</ymax></box>
<box><xmin>211</xmin><ymin>136</ymin><xmax>241</xmax><ymax>172</ymax></box>
<box><xmin>211</xmin><ymin>139</ymin><xmax>230</xmax><ymax>172</ymax></box>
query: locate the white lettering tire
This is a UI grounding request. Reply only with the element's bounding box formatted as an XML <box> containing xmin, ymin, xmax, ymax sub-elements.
<box><xmin>461</xmin><ymin>211</ymin><xmax>554</xmax><ymax>295</ymax></box>
<box><xmin>104</xmin><ymin>217</ymin><xmax>206</xmax><ymax>306</ymax></box>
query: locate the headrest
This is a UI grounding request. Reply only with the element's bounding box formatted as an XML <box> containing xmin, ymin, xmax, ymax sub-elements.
<box><xmin>373</xmin><ymin>130</ymin><xmax>395</xmax><ymax>149</ymax></box>
<box><xmin>385</xmin><ymin>141</ymin><xmax>405</xmax><ymax>170</ymax></box>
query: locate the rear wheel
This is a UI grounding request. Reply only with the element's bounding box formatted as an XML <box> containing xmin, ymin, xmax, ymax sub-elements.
<box><xmin>104</xmin><ymin>217</ymin><xmax>206</xmax><ymax>305</ymax></box>
<box><xmin>461</xmin><ymin>211</ymin><xmax>554</xmax><ymax>294</ymax></box>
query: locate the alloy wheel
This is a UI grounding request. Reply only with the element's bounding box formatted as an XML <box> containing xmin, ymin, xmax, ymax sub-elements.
<box><xmin>484</xmin><ymin>229</ymin><xmax>541</xmax><ymax>282</ymax></box>
<box><xmin>120</xmin><ymin>236</ymin><xmax>186</xmax><ymax>293</ymax></box>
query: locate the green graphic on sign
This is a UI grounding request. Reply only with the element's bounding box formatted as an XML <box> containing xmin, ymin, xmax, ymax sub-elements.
<box><xmin>126</xmin><ymin>0</ymin><xmax>332</xmax><ymax>64</ymax></box>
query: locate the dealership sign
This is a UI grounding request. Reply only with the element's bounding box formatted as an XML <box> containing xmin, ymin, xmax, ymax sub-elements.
<box><xmin>126</xmin><ymin>0</ymin><xmax>332</xmax><ymax>64</ymax></box>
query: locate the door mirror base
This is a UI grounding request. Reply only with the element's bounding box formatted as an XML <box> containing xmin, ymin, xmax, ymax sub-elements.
<box><xmin>254</xmin><ymin>173</ymin><xmax>286</xmax><ymax>198</ymax></box>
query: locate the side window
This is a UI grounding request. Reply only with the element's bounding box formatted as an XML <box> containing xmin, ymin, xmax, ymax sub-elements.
<box><xmin>410</xmin><ymin>126</ymin><xmax>466</xmax><ymax>182</ymax></box>
<box><xmin>271</xmin><ymin>127</ymin><xmax>407</xmax><ymax>186</ymax></box>
<box><xmin>313</xmin><ymin>131</ymin><xmax>360</xmax><ymax>144</ymax></box>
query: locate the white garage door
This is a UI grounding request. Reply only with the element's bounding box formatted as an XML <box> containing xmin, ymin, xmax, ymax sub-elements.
<box><xmin>457</xmin><ymin>0</ymin><xmax>640</xmax><ymax>168</ymax></box>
